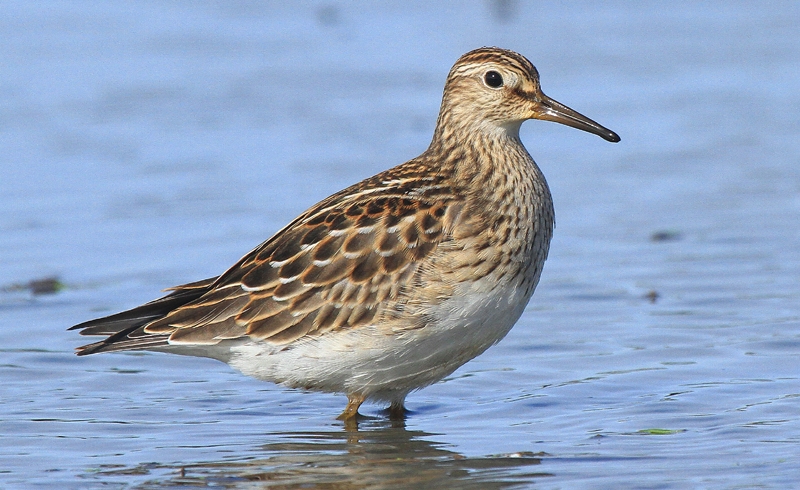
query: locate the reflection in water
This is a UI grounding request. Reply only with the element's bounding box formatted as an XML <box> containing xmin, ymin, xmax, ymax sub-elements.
<box><xmin>88</xmin><ymin>418</ymin><xmax>549</xmax><ymax>488</ymax></box>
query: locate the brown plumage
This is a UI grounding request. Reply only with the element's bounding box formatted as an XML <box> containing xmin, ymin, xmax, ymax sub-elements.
<box><xmin>71</xmin><ymin>47</ymin><xmax>619</xmax><ymax>420</ymax></box>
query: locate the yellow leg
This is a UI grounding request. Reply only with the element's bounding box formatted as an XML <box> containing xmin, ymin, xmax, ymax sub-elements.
<box><xmin>337</xmin><ymin>394</ymin><xmax>365</xmax><ymax>421</ymax></box>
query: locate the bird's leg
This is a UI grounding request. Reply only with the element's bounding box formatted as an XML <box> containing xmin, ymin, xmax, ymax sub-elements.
<box><xmin>388</xmin><ymin>401</ymin><xmax>407</xmax><ymax>420</ymax></box>
<box><xmin>338</xmin><ymin>394</ymin><xmax>365</xmax><ymax>421</ymax></box>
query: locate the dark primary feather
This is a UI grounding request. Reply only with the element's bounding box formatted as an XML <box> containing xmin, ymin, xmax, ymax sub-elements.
<box><xmin>70</xmin><ymin>277</ymin><xmax>216</xmax><ymax>355</ymax></box>
<box><xmin>70</xmin><ymin>277</ymin><xmax>216</xmax><ymax>335</ymax></box>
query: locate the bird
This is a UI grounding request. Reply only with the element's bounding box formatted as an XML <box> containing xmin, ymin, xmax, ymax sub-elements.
<box><xmin>70</xmin><ymin>47</ymin><xmax>619</xmax><ymax>421</ymax></box>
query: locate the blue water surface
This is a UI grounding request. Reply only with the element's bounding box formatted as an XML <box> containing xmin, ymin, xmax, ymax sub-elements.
<box><xmin>2</xmin><ymin>1</ymin><xmax>799</xmax><ymax>488</ymax></box>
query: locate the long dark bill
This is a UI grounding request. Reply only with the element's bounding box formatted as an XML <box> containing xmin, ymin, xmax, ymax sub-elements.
<box><xmin>536</xmin><ymin>94</ymin><xmax>620</xmax><ymax>143</ymax></box>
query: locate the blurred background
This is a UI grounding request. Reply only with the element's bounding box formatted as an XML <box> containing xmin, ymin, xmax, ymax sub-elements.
<box><xmin>2</xmin><ymin>1</ymin><xmax>799</xmax><ymax>488</ymax></box>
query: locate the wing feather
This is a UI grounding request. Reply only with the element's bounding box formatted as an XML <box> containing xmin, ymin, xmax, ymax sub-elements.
<box><xmin>72</xmin><ymin>164</ymin><xmax>461</xmax><ymax>353</ymax></box>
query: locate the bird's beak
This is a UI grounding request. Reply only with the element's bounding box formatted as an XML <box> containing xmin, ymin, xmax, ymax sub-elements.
<box><xmin>532</xmin><ymin>92</ymin><xmax>620</xmax><ymax>143</ymax></box>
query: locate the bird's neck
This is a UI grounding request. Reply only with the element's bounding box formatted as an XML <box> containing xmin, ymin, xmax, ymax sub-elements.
<box><xmin>427</xmin><ymin>118</ymin><xmax>533</xmax><ymax>186</ymax></box>
<box><xmin>425</xmin><ymin>116</ymin><xmax>554</xmax><ymax>234</ymax></box>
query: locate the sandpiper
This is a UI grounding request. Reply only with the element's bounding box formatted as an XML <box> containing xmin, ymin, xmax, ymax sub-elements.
<box><xmin>71</xmin><ymin>47</ymin><xmax>619</xmax><ymax>420</ymax></box>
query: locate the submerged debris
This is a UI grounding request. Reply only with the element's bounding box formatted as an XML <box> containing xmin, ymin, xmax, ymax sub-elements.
<box><xmin>650</xmin><ymin>230</ymin><xmax>682</xmax><ymax>242</ymax></box>
<box><xmin>2</xmin><ymin>276</ymin><xmax>65</xmax><ymax>295</ymax></box>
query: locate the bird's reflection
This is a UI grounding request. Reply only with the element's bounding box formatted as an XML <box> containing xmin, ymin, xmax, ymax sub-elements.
<box><xmin>102</xmin><ymin>417</ymin><xmax>550</xmax><ymax>488</ymax></box>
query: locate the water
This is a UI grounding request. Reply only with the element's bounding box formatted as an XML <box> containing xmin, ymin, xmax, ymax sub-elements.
<box><xmin>2</xmin><ymin>1</ymin><xmax>799</xmax><ymax>488</ymax></box>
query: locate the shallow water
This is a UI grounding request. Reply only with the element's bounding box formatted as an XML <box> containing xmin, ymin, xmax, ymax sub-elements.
<box><xmin>2</xmin><ymin>1</ymin><xmax>799</xmax><ymax>488</ymax></box>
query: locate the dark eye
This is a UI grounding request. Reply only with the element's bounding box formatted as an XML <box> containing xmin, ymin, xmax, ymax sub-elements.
<box><xmin>484</xmin><ymin>70</ymin><xmax>503</xmax><ymax>88</ymax></box>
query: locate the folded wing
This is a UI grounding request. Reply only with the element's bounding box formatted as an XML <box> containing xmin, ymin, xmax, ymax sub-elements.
<box><xmin>72</xmin><ymin>168</ymin><xmax>457</xmax><ymax>355</ymax></box>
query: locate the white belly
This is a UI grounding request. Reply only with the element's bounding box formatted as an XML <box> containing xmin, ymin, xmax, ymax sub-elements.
<box><xmin>223</xmin><ymin>278</ymin><xmax>532</xmax><ymax>404</ymax></box>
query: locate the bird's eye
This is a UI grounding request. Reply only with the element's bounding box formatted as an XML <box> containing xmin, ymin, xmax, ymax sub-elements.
<box><xmin>484</xmin><ymin>70</ymin><xmax>503</xmax><ymax>88</ymax></box>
